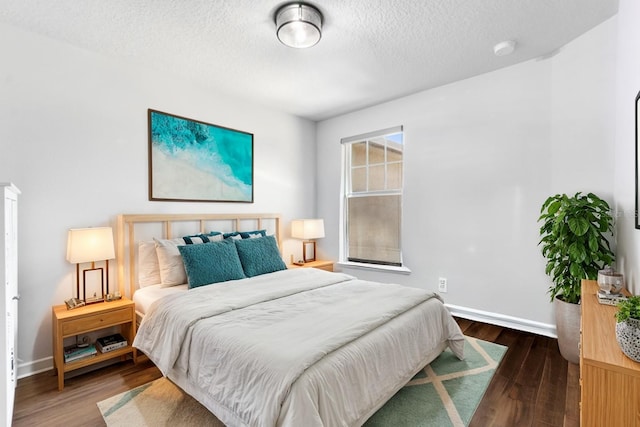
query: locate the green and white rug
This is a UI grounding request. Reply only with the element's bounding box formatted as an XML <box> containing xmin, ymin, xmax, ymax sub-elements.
<box><xmin>98</xmin><ymin>336</ymin><xmax>506</xmax><ymax>427</ymax></box>
<box><xmin>364</xmin><ymin>336</ymin><xmax>506</xmax><ymax>426</ymax></box>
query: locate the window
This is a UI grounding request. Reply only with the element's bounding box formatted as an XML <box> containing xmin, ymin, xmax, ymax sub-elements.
<box><xmin>341</xmin><ymin>126</ymin><xmax>404</xmax><ymax>267</ymax></box>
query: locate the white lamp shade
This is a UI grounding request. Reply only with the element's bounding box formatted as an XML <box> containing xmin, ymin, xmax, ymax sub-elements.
<box><xmin>66</xmin><ymin>227</ymin><xmax>115</xmax><ymax>264</ymax></box>
<box><xmin>291</xmin><ymin>219</ymin><xmax>325</xmax><ymax>240</ymax></box>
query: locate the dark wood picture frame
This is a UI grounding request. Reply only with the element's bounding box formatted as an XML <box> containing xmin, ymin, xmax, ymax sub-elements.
<box><xmin>636</xmin><ymin>91</ymin><xmax>640</xmax><ymax>229</ymax></box>
<box><xmin>148</xmin><ymin>109</ymin><xmax>254</xmax><ymax>203</ymax></box>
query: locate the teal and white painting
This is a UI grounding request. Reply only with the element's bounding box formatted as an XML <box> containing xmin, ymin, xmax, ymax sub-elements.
<box><xmin>148</xmin><ymin>110</ymin><xmax>253</xmax><ymax>203</ymax></box>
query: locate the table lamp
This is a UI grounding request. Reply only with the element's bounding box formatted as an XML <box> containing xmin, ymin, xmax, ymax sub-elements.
<box><xmin>291</xmin><ymin>219</ymin><xmax>324</xmax><ymax>264</ymax></box>
<box><xmin>66</xmin><ymin>227</ymin><xmax>115</xmax><ymax>304</ymax></box>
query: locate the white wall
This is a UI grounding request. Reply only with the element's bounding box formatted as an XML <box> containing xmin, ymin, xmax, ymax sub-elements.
<box><xmin>1</xmin><ymin>9</ymin><xmax>629</xmax><ymax>377</ymax></box>
<box><xmin>0</xmin><ymin>23</ymin><xmax>317</xmax><ymax>376</ymax></box>
<box><xmin>317</xmin><ymin>17</ymin><xmax>617</xmax><ymax>333</ymax></box>
<box><xmin>614</xmin><ymin>0</ymin><xmax>640</xmax><ymax>295</ymax></box>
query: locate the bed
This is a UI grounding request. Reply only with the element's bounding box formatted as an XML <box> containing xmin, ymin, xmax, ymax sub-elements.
<box><xmin>116</xmin><ymin>213</ymin><xmax>465</xmax><ymax>427</ymax></box>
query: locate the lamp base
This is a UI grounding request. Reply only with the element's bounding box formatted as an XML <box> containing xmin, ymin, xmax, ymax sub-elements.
<box><xmin>78</xmin><ymin>260</ymin><xmax>110</xmax><ymax>305</ymax></box>
<box><xmin>302</xmin><ymin>240</ymin><xmax>316</xmax><ymax>263</ymax></box>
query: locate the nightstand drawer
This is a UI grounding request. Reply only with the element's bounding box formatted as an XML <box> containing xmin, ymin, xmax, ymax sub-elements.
<box><xmin>62</xmin><ymin>308</ymin><xmax>131</xmax><ymax>336</ymax></box>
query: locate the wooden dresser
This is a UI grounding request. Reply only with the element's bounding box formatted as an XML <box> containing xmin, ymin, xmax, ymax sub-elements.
<box><xmin>580</xmin><ymin>279</ymin><xmax>640</xmax><ymax>426</ymax></box>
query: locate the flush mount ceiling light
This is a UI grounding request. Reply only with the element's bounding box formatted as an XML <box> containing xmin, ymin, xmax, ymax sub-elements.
<box><xmin>275</xmin><ymin>3</ymin><xmax>323</xmax><ymax>48</ymax></box>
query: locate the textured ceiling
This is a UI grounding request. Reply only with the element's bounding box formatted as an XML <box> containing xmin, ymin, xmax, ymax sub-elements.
<box><xmin>1</xmin><ymin>0</ymin><xmax>619</xmax><ymax>121</ymax></box>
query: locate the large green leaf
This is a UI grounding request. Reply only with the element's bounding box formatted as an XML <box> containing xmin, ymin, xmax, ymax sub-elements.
<box><xmin>546</xmin><ymin>200</ymin><xmax>561</xmax><ymax>215</ymax></box>
<box><xmin>545</xmin><ymin>263</ymin><xmax>554</xmax><ymax>275</ymax></box>
<box><xmin>568</xmin><ymin>217</ymin><xmax>589</xmax><ymax>236</ymax></box>
<box><xmin>587</xmin><ymin>233</ymin><xmax>598</xmax><ymax>252</ymax></box>
<box><xmin>568</xmin><ymin>242</ymin><xmax>587</xmax><ymax>263</ymax></box>
<box><xmin>569</xmin><ymin>263</ymin><xmax>585</xmax><ymax>278</ymax></box>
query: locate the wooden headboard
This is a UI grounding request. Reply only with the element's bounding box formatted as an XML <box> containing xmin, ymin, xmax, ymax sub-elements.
<box><xmin>116</xmin><ymin>213</ymin><xmax>281</xmax><ymax>298</ymax></box>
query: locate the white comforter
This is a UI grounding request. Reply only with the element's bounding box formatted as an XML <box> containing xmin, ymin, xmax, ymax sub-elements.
<box><xmin>134</xmin><ymin>268</ymin><xmax>465</xmax><ymax>427</ymax></box>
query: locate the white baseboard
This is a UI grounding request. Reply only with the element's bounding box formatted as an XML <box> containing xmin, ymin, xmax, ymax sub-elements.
<box><xmin>17</xmin><ymin>356</ymin><xmax>53</xmax><ymax>379</ymax></box>
<box><xmin>446</xmin><ymin>304</ymin><xmax>557</xmax><ymax>338</ymax></box>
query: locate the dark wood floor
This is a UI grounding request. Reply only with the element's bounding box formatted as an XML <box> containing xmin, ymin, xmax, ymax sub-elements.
<box><xmin>457</xmin><ymin>319</ymin><xmax>579</xmax><ymax>427</ymax></box>
<box><xmin>12</xmin><ymin>318</ymin><xmax>579</xmax><ymax>427</ymax></box>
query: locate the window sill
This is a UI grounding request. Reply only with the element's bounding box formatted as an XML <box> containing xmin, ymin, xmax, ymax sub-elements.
<box><xmin>337</xmin><ymin>261</ymin><xmax>412</xmax><ymax>275</ymax></box>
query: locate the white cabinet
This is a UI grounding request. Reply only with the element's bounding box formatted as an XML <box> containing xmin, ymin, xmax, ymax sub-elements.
<box><xmin>1</xmin><ymin>183</ymin><xmax>19</xmax><ymax>427</ymax></box>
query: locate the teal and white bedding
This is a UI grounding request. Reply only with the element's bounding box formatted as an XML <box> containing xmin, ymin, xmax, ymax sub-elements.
<box><xmin>134</xmin><ymin>268</ymin><xmax>465</xmax><ymax>427</ymax></box>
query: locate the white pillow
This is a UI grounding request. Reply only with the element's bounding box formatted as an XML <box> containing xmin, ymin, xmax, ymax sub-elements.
<box><xmin>154</xmin><ymin>237</ymin><xmax>189</xmax><ymax>287</ymax></box>
<box><xmin>138</xmin><ymin>240</ymin><xmax>161</xmax><ymax>287</ymax></box>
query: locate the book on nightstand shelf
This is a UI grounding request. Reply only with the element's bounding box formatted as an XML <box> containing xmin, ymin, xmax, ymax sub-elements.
<box><xmin>96</xmin><ymin>333</ymin><xmax>128</xmax><ymax>353</ymax></box>
<box><xmin>64</xmin><ymin>344</ymin><xmax>97</xmax><ymax>363</ymax></box>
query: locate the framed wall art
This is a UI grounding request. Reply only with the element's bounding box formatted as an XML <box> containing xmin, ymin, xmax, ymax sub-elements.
<box><xmin>636</xmin><ymin>91</ymin><xmax>640</xmax><ymax>228</ymax></box>
<box><xmin>148</xmin><ymin>109</ymin><xmax>254</xmax><ymax>203</ymax></box>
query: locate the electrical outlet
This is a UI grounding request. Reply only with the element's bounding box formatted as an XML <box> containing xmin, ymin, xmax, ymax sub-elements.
<box><xmin>438</xmin><ymin>277</ymin><xmax>448</xmax><ymax>293</ymax></box>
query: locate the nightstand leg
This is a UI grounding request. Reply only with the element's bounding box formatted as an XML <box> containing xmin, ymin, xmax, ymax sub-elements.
<box><xmin>51</xmin><ymin>310</ymin><xmax>57</xmax><ymax>373</ymax></box>
<box><xmin>53</xmin><ymin>319</ymin><xmax>64</xmax><ymax>390</ymax></box>
<box><xmin>57</xmin><ymin>370</ymin><xmax>64</xmax><ymax>391</ymax></box>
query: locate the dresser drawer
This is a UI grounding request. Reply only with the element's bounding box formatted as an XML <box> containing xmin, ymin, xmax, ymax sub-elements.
<box><xmin>62</xmin><ymin>307</ymin><xmax>131</xmax><ymax>336</ymax></box>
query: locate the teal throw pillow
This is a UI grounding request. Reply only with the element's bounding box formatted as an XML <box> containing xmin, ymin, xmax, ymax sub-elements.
<box><xmin>234</xmin><ymin>235</ymin><xmax>286</xmax><ymax>277</ymax></box>
<box><xmin>178</xmin><ymin>239</ymin><xmax>246</xmax><ymax>289</ymax></box>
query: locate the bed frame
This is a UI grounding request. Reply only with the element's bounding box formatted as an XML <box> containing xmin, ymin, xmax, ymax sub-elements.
<box><xmin>115</xmin><ymin>213</ymin><xmax>463</xmax><ymax>426</ymax></box>
<box><xmin>115</xmin><ymin>213</ymin><xmax>281</xmax><ymax>298</ymax></box>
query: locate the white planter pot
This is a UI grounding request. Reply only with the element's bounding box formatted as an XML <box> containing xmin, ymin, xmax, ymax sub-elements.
<box><xmin>616</xmin><ymin>318</ymin><xmax>640</xmax><ymax>362</ymax></box>
<box><xmin>554</xmin><ymin>297</ymin><xmax>581</xmax><ymax>364</ymax></box>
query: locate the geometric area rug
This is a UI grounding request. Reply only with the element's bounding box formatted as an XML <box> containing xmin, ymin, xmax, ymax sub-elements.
<box><xmin>97</xmin><ymin>336</ymin><xmax>506</xmax><ymax>427</ymax></box>
<box><xmin>364</xmin><ymin>336</ymin><xmax>506</xmax><ymax>427</ymax></box>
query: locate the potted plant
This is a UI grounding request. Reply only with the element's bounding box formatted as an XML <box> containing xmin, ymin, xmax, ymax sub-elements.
<box><xmin>538</xmin><ymin>192</ymin><xmax>615</xmax><ymax>363</ymax></box>
<box><xmin>615</xmin><ymin>296</ymin><xmax>640</xmax><ymax>362</ymax></box>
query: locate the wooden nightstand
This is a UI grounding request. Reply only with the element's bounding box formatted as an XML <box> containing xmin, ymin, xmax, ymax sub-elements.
<box><xmin>288</xmin><ymin>260</ymin><xmax>334</xmax><ymax>272</ymax></box>
<box><xmin>52</xmin><ymin>298</ymin><xmax>136</xmax><ymax>390</ymax></box>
